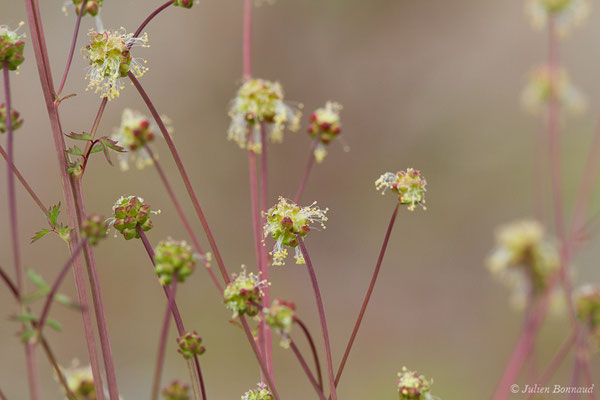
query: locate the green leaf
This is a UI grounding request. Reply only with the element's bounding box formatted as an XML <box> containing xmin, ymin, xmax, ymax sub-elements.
<box><xmin>100</xmin><ymin>137</ymin><xmax>126</xmax><ymax>153</ymax></box>
<box><xmin>47</xmin><ymin>318</ymin><xmax>63</xmax><ymax>332</ymax></box>
<box><xmin>21</xmin><ymin>289</ymin><xmax>49</xmax><ymax>304</ymax></box>
<box><xmin>13</xmin><ymin>313</ymin><xmax>38</xmax><ymax>323</ymax></box>
<box><xmin>90</xmin><ymin>142</ymin><xmax>104</xmax><ymax>154</ymax></box>
<box><xmin>65</xmin><ymin>131</ymin><xmax>92</xmax><ymax>141</ymax></box>
<box><xmin>20</xmin><ymin>328</ymin><xmax>37</xmax><ymax>343</ymax></box>
<box><xmin>48</xmin><ymin>203</ymin><xmax>61</xmax><ymax>227</ymax></box>
<box><xmin>66</xmin><ymin>145</ymin><xmax>84</xmax><ymax>156</ymax></box>
<box><xmin>99</xmin><ymin>141</ymin><xmax>113</xmax><ymax>166</ymax></box>
<box><xmin>56</xmin><ymin>294</ymin><xmax>84</xmax><ymax>310</ymax></box>
<box><xmin>27</xmin><ymin>270</ymin><xmax>49</xmax><ymax>290</ymax></box>
<box><xmin>57</xmin><ymin>225</ymin><xmax>71</xmax><ymax>245</ymax></box>
<box><xmin>31</xmin><ymin>229</ymin><xmax>52</xmax><ymax>243</ymax></box>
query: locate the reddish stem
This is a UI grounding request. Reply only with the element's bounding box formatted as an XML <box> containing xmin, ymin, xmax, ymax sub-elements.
<box><xmin>334</xmin><ymin>203</ymin><xmax>398</xmax><ymax>387</ymax></box>
<box><xmin>0</xmin><ymin>265</ymin><xmax>19</xmax><ymax>300</ymax></box>
<box><xmin>289</xmin><ymin>339</ymin><xmax>327</xmax><ymax>400</ymax></box>
<box><xmin>151</xmin><ymin>283</ymin><xmax>177</xmax><ymax>400</ymax></box>
<box><xmin>297</xmin><ymin>236</ymin><xmax>338</xmax><ymax>400</ymax></box>
<box><xmin>56</xmin><ymin>0</ymin><xmax>87</xmax><ymax>96</ymax></box>
<box><xmin>243</xmin><ymin>0</ymin><xmax>252</xmax><ymax>80</ymax></box>
<box><xmin>296</xmin><ymin>318</ymin><xmax>324</xmax><ymax>391</ymax></box>
<box><xmin>134</xmin><ymin>0</ymin><xmax>174</xmax><ymax>39</ymax></box>
<box><xmin>294</xmin><ymin>138</ymin><xmax>319</xmax><ymax>203</ymax></box>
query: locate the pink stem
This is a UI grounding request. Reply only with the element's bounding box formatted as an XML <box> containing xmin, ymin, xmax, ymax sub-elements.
<box><xmin>56</xmin><ymin>0</ymin><xmax>87</xmax><ymax>96</ymax></box>
<box><xmin>243</xmin><ymin>0</ymin><xmax>252</xmax><ymax>80</ymax></box>
<box><xmin>134</xmin><ymin>0</ymin><xmax>174</xmax><ymax>39</ymax></box>
<box><xmin>151</xmin><ymin>284</ymin><xmax>177</xmax><ymax>400</ymax></box>
<box><xmin>289</xmin><ymin>339</ymin><xmax>327</xmax><ymax>400</ymax></box>
<box><xmin>294</xmin><ymin>138</ymin><xmax>319</xmax><ymax>203</ymax></box>
<box><xmin>296</xmin><ymin>236</ymin><xmax>338</xmax><ymax>400</ymax></box>
<box><xmin>334</xmin><ymin>203</ymin><xmax>399</xmax><ymax>387</ymax></box>
<box><xmin>296</xmin><ymin>318</ymin><xmax>323</xmax><ymax>391</ymax></box>
<box><xmin>0</xmin><ymin>265</ymin><xmax>19</xmax><ymax>300</ymax></box>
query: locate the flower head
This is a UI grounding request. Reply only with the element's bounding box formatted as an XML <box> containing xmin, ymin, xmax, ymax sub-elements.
<box><xmin>228</xmin><ymin>78</ymin><xmax>301</xmax><ymax>153</ymax></box>
<box><xmin>397</xmin><ymin>367</ymin><xmax>436</xmax><ymax>400</ymax></box>
<box><xmin>375</xmin><ymin>168</ymin><xmax>427</xmax><ymax>211</ymax></box>
<box><xmin>521</xmin><ymin>65</ymin><xmax>586</xmax><ymax>115</ymax></box>
<box><xmin>265</xmin><ymin>298</ymin><xmax>296</xmax><ymax>348</ymax></box>
<box><xmin>111</xmin><ymin>109</ymin><xmax>157</xmax><ymax>170</ymax></box>
<box><xmin>154</xmin><ymin>239</ymin><xmax>196</xmax><ymax>286</ymax></box>
<box><xmin>0</xmin><ymin>103</ymin><xmax>23</xmax><ymax>133</ymax></box>
<box><xmin>242</xmin><ymin>383</ymin><xmax>274</xmax><ymax>400</ymax></box>
<box><xmin>0</xmin><ymin>22</ymin><xmax>25</xmax><ymax>71</ymax></box>
<box><xmin>81</xmin><ymin>214</ymin><xmax>108</xmax><ymax>246</ymax></box>
<box><xmin>162</xmin><ymin>380</ymin><xmax>190</xmax><ymax>400</ymax></box>
<box><xmin>525</xmin><ymin>0</ymin><xmax>590</xmax><ymax>36</ymax></box>
<box><xmin>177</xmin><ymin>331</ymin><xmax>206</xmax><ymax>360</ymax></box>
<box><xmin>173</xmin><ymin>0</ymin><xmax>194</xmax><ymax>8</ymax></box>
<box><xmin>575</xmin><ymin>285</ymin><xmax>600</xmax><ymax>345</ymax></box>
<box><xmin>109</xmin><ymin>196</ymin><xmax>155</xmax><ymax>240</ymax></box>
<box><xmin>83</xmin><ymin>28</ymin><xmax>149</xmax><ymax>100</ymax></box>
<box><xmin>263</xmin><ymin>197</ymin><xmax>328</xmax><ymax>266</ymax></box>
<box><xmin>224</xmin><ymin>267</ymin><xmax>267</xmax><ymax>318</ymax></box>
<box><xmin>62</xmin><ymin>364</ymin><xmax>96</xmax><ymax>400</ymax></box>
<box><xmin>308</xmin><ymin>101</ymin><xmax>343</xmax><ymax>163</ymax></box>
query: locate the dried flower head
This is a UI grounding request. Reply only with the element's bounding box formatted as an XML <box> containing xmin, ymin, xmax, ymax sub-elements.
<box><xmin>62</xmin><ymin>364</ymin><xmax>96</xmax><ymax>400</ymax></box>
<box><xmin>487</xmin><ymin>220</ymin><xmax>560</xmax><ymax>303</ymax></box>
<box><xmin>525</xmin><ymin>0</ymin><xmax>590</xmax><ymax>36</ymax></box>
<box><xmin>265</xmin><ymin>298</ymin><xmax>296</xmax><ymax>348</ymax></box>
<box><xmin>177</xmin><ymin>331</ymin><xmax>206</xmax><ymax>360</ymax></box>
<box><xmin>162</xmin><ymin>380</ymin><xmax>190</xmax><ymax>400</ymax></box>
<box><xmin>575</xmin><ymin>285</ymin><xmax>600</xmax><ymax>344</ymax></box>
<box><xmin>0</xmin><ymin>22</ymin><xmax>25</xmax><ymax>71</ymax></box>
<box><xmin>375</xmin><ymin>168</ymin><xmax>427</xmax><ymax>211</ymax></box>
<box><xmin>0</xmin><ymin>103</ymin><xmax>23</xmax><ymax>133</ymax></box>
<box><xmin>308</xmin><ymin>101</ymin><xmax>343</xmax><ymax>163</ymax></box>
<box><xmin>154</xmin><ymin>239</ymin><xmax>196</xmax><ymax>286</ymax></box>
<box><xmin>109</xmin><ymin>196</ymin><xmax>155</xmax><ymax>240</ymax></box>
<box><xmin>521</xmin><ymin>65</ymin><xmax>586</xmax><ymax>115</ymax></box>
<box><xmin>83</xmin><ymin>28</ymin><xmax>149</xmax><ymax>100</ymax></box>
<box><xmin>397</xmin><ymin>367</ymin><xmax>436</xmax><ymax>400</ymax></box>
<box><xmin>242</xmin><ymin>383</ymin><xmax>274</xmax><ymax>400</ymax></box>
<box><xmin>228</xmin><ymin>78</ymin><xmax>301</xmax><ymax>153</ymax></box>
<box><xmin>173</xmin><ymin>0</ymin><xmax>194</xmax><ymax>8</ymax></box>
<box><xmin>263</xmin><ymin>197</ymin><xmax>328</xmax><ymax>266</ymax></box>
<box><xmin>224</xmin><ymin>267</ymin><xmax>267</xmax><ymax>318</ymax></box>
<box><xmin>81</xmin><ymin>214</ymin><xmax>108</xmax><ymax>246</ymax></box>
<box><xmin>111</xmin><ymin>108</ymin><xmax>157</xmax><ymax>170</ymax></box>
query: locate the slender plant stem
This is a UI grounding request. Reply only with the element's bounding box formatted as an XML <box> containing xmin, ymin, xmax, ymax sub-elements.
<box><xmin>129</xmin><ymin>72</ymin><xmax>230</xmax><ymax>286</ymax></box>
<box><xmin>289</xmin><ymin>339</ymin><xmax>327</xmax><ymax>400</ymax></box>
<box><xmin>0</xmin><ymin>387</ymin><xmax>6</xmax><ymax>400</ymax></box>
<box><xmin>151</xmin><ymin>284</ymin><xmax>177</xmax><ymax>400</ymax></box>
<box><xmin>297</xmin><ymin>236</ymin><xmax>338</xmax><ymax>400</ymax></box>
<box><xmin>56</xmin><ymin>0</ymin><xmax>87</xmax><ymax>96</ymax></box>
<box><xmin>334</xmin><ymin>203</ymin><xmax>398</xmax><ymax>386</ymax></box>
<box><xmin>0</xmin><ymin>265</ymin><xmax>19</xmax><ymax>300</ymax></box>
<box><xmin>133</xmin><ymin>0</ymin><xmax>174</xmax><ymax>39</ymax></box>
<box><xmin>37</xmin><ymin>239</ymin><xmax>86</xmax><ymax>336</ymax></box>
<box><xmin>39</xmin><ymin>337</ymin><xmax>78</xmax><ymax>400</ymax></box>
<box><xmin>137</xmin><ymin>228</ymin><xmax>208</xmax><ymax>400</ymax></box>
<box><xmin>296</xmin><ymin>318</ymin><xmax>323</xmax><ymax>391</ymax></box>
<box><xmin>0</xmin><ymin>145</ymin><xmax>49</xmax><ymax>218</ymax></box>
<box><xmin>144</xmin><ymin>144</ymin><xmax>223</xmax><ymax>293</ymax></box>
<box><xmin>243</xmin><ymin>0</ymin><xmax>252</xmax><ymax>80</ymax></box>
<box><xmin>294</xmin><ymin>138</ymin><xmax>319</xmax><ymax>203</ymax></box>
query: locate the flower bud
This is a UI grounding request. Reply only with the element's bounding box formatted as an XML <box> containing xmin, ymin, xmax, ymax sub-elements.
<box><xmin>265</xmin><ymin>299</ymin><xmax>296</xmax><ymax>348</ymax></box>
<box><xmin>396</xmin><ymin>367</ymin><xmax>435</xmax><ymax>400</ymax></box>
<box><xmin>110</xmin><ymin>196</ymin><xmax>155</xmax><ymax>240</ymax></box>
<box><xmin>375</xmin><ymin>169</ymin><xmax>427</xmax><ymax>211</ymax></box>
<box><xmin>173</xmin><ymin>0</ymin><xmax>194</xmax><ymax>8</ymax></box>
<box><xmin>307</xmin><ymin>102</ymin><xmax>343</xmax><ymax>163</ymax></box>
<box><xmin>162</xmin><ymin>380</ymin><xmax>190</xmax><ymax>400</ymax></box>
<box><xmin>0</xmin><ymin>103</ymin><xmax>23</xmax><ymax>133</ymax></box>
<box><xmin>62</xmin><ymin>364</ymin><xmax>97</xmax><ymax>399</ymax></box>
<box><xmin>81</xmin><ymin>214</ymin><xmax>108</xmax><ymax>245</ymax></box>
<box><xmin>154</xmin><ymin>239</ymin><xmax>196</xmax><ymax>286</ymax></box>
<box><xmin>0</xmin><ymin>23</ymin><xmax>25</xmax><ymax>71</ymax></box>
<box><xmin>242</xmin><ymin>383</ymin><xmax>274</xmax><ymax>400</ymax></box>
<box><xmin>224</xmin><ymin>268</ymin><xmax>267</xmax><ymax>318</ymax></box>
<box><xmin>575</xmin><ymin>285</ymin><xmax>600</xmax><ymax>345</ymax></box>
<box><xmin>177</xmin><ymin>331</ymin><xmax>206</xmax><ymax>360</ymax></box>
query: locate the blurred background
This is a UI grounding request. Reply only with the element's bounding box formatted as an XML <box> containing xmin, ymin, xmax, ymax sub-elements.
<box><xmin>1</xmin><ymin>0</ymin><xmax>600</xmax><ymax>398</ymax></box>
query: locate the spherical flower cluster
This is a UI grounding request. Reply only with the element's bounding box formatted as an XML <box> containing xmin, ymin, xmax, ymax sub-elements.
<box><xmin>110</xmin><ymin>196</ymin><xmax>154</xmax><ymax>240</ymax></box>
<box><xmin>397</xmin><ymin>367</ymin><xmax>435</xmax><ymax>400</ymax></box>
<box><xmin>242</xmin><ymin>383</ymin><xmax>274</xmax><ymax>400</ymax></box>
<box><xmin>525</xmin><ymin>0</ymin><xmax>590</xmax><ymax>36</ymax></box>
<box><xmin>228</xmin><ymin>78</ymin><xmax>301</xmax><ymax>153</ymax></box>
<box><xmin>0</xmin><ymin>103</ymin><xmax>23</xmax><ymax>133</ymax></box>
<box><xmin>83</xmin><ymin>29</ymin><xmax>149</xmax><ymax>100</ymax></box>
<box><xmin>0</xmin><ymin>22</ymin><xmax>25</xmax><ymax>71</ymax></box>
<box><xmin>487</xmin><ymin>220</ymin><xmax>560</xmax><ymax>302</ymax></box>
<box><xmin>308</xmin><ymin>102</ymin><xmax>342</xmax><ymax>163</ymax></box>
<box><xmin>375</xmin><ymin>168</ymin><xmax>427</xmax><ymax>211</ymax></box>
<box><xmin>265</xmin><ymin>298</ymin><xmax>296</xmax><ymax>348</ymax></box>
<box><xmin>81</xmin><ymin>214</ymin><xmax>108</xmax><ymax>246</ymax></box>
<box><xmin>263</xmin><ymin>197</ymin><xmax>328</xmax><ymax>266</ymax></box>
<box><xmin>177</xmin><ymin>331</ymin><xmax>206</xmax><ymax>360</ymax></box>
<box><xmin>70</xmin><ymin>0</ymin><xmax>104</xmax><ymax>16</ymax></box>
<box><xmin>224</xmin><ymin>267</ymin><xmax>267</xmax><ymax>318</ymax></box>
<box><xmin>521</xmin><ymin>65</ymin><xmax>586</xmax><ymax>115</ymax></box>
<box><xmin>162</xmin><ymin>380</ymin><xmax>190</xmax><ymax>400</ymax></box>
<box><xmin>62</xmin><ymin>364</ymin><xmax>96</xmax><ymax>400</ymax></box>
<box><xmin>575</xmin><ymin>285</ymin><xmax>600</xmax><ymax>345</ymax></box>
<box><xmin>173</xmin><ymin>0</ymin><xmax>194</xmax><ymax>8</ymax></box>
<box><xmin>154</xmin><ymin>239</ymin><xmax>196</xmax><ymax>286</ymax></box>
<box><xmin>112</xmin><ymin>108</ymin><xmax>157</xmax><ymax>170</ymax></box>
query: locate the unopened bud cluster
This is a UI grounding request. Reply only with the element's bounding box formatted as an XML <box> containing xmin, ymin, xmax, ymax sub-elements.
<box><xmin>81</xmin><ymin>214</ymin><xmax>108</xmax><ymax>245</ymax></box>
<box><xmin>173</xmin><ymin>0</ymin><xmax>194</xmax><ymax>8</ymax></box>
<box><xmin>72</xmin><ymin>0</ymin><xmax>104</xmax><ymax>16</ymax></box>
<box><xmin>177</xmin><ymin>331</ymin><xmax>206</xmax><ymax>360</ymax></box>
<box><xmin>224</xmin><ymin>268</ymin><xmax>267</xmax><ymax>318</ymax></box>
<box><xmin>521</xmin><ymin>65</ymin><xmax>585</xmax><ymax>115</ymax></box>
<box><xmin>397</xmin><ymin>367</ymin><xmax>435</xmax><ymax>400</ymax></box>
<box><xmin>162</xmin><ymin>380</ymin><xmax>190</xmax><ymax>400</ymax></box>
<box><xmin>264</xmin><ymin>197</ymin><xmax>328</xmax><ymax>266</ymax></box>
<box><xmin>0</xmin><ymin>23</ymin><xmax>25</xmax><ymax>71</ymax></box>
<box><xmin>265</xmin><ymin>298</ymin><xmax>296</xmax><ymax>347</ymax></box>
<box><xmin>575</xmin><ymin>285</ymin><xmax>600</xmax><ymax>344</ymax></box>
<box><xmin>111</xmin><ymin>196</ymin><xmax>154</xmax><ymax>240</ymax></box>
<box><xmin>112</xmin><ymin>109</ymin><xmax>157</xmax><ymax>170</ymax></box>
<box><xmin>526</xmin><ymin>0</ymin><xmax>590</xmax><ymax>36</ymax></box>
<box><xmin>154</xmin><ymin>239</ymin><xmax>195</xmax><ymax>285</ymax></box>
<box><xmin>63</xmin><ymin>365</ymin><xmax>96</xmax><ymax>400</ymax></box>
<box><xmin>228</xmin><ymin>78</ymin><xmax>301</xmax><ymax>153</ymax></box>
<box><xmin>376</xmin><ymin>168</ymin><xmax>427</xmax><ymax>211</ymax></box>
<box><xmin>0</xmin><ymin>104</ymin><xmax>23</xmax><ymax>133</ymax></box>
<box><xmin>242</xmin><ymin>383</ymin><xmax>274</xmax><ymax>400</ymax></box>
<box><xmin>308</xmin><ymin>102</ymin><xmax>342</xmax><ymax>163</ymax></box>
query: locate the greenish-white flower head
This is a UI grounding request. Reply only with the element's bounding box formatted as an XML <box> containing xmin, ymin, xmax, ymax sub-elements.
<box><xmin>0</xmin><ymin>22</ymin><xmax>25</xmax><ymax>71</ymax></box>
<box><xmin>308</xmin><ymin>101</ymin><xmax>343</xmax><ymax>163</ymax></box>
<box><xmin>154</xmin><ymin>239</ymin><xmax>196</xmax><ymax>286</ymax></box>
<box><xmin>525</xmin><ymin>0</ymin><xmax>590</xmax><ymax>36</ymax></box>
<box><xmin>521</xmin><ymin>65</ymin><xmax>586</xmax><ymax>115</ymax></box>
<box><xmin>575</xmin><ymin>285</ymin><xmax>600</xmax><ymax>346</ymax></box>
<box><xmin>375</xmin><ymin>168</ymin><xmax>427</xmax><ymax>211</ymax></box>
<box><xmin>265</xmin><ymin>298</ymin><xmax>296</xmax><ymax>348</ymax></box>
<box><xmin>242</xmin><ymin>383</ymin><xmax>274</xmax><ymax>400</ymax></box>
<box><xmin>111</xmin><ymin>109</ymin><xmax>157</xmax><ymax>170</ymax></box>
<box><xmin>62</xmin><ymin>364</ymin><xmax>96</xmax><ymax>400</ymax></box>
<box><xmin>81</xmin><ymin>214</ymin><xmax>108</xmax><ymax>246</ymax></box>
<box><xmin>177</xmin><ymin>331</ymin><xmax>205</xmax><ymax>360</ymax></box>
<box><xmin>0</xmin><ymin>103</ymin><xmax>23</xmax><ymax>133</ymax></box>
<box><xmin>83</xmin><ymin>28</ymin><xmax>149</xmax><ymax>100</ymax></box>
<box><xmin>263</xmin><ymin>197</ymin><xmax>328</xmax><ymax>266</ymax></box>
<box><xmin>224</xmin><ymin>267</ymin><xmax>267</xmax><ymax>318</ymax></box>
<box><xmin>109</xmin><ymin>196</ymin><xmax>155</xmax><ymax>240</ymax></box>
<box><xmin>162</xmin><ymin>380</ymin><xmax>190</xmax><ymax>400</ymax></box>
<box><xmin>228</xmin><ymin>78</ymin><xmax>301</xmax><ymax>153</ymax></box>
<box><xmin>397</xmin><ymin>367</ymin><xmax>436</xmax><ymax>400</ymax></box>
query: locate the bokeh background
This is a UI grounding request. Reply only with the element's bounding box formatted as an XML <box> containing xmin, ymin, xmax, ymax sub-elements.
<box><xmin>1</xmin><ymin>0</ymin><xmax>600</xmax><ymax>398</ymax></box>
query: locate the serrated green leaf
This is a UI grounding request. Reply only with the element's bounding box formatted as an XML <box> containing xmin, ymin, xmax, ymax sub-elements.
<box><xmin>46</xmin><ymin>318</ymin><xmax>63</xmax><ymax>332</ymax></box>
<box><xmin>21</xmin><ymin>290</ymin><xmax>49</xmax><ymax>304</ymax></box>
<box><xmin>55</xmin><ymin>294</ymin><xmax>83</xmax><ymax>310</ymax></box>
<box><xmin>99</xmin><ymin>141</ymin><xmax>114</xmax><ymax>166</ymax></box>
<box><xmin>27</xmin><ymin>270</ymin><xmax>49</xmax><ymax>290</ymax></box>
<box><xmin>48</xmin><ymin>203</ymin><xmax>61</xmax><ymax>227</ymax></box>
<box><xmin>100</xmin><ymin>137</ymin><xmax>126</xmax><ymax>153</ymax></box>
<box><xmin>57</xmin><ymin>225</ymin><xmax>71</xmax><ymax>244</ymax></box>
<box><xmin>65</xmin><ymin>131</ymin><xmax>92</xmax><ymax>141</ymax></box>
<box><xmin>66</xmin><ymin>145</ymin><xmax>84</xmax><ymax>156</ymax></box>
<box><xmin>90</xmin><ymin>142</ymin><xmax>103</xmax><ymax>154</ymax></box>
<box><xmin>31</xmin><ymin>229</ymin><xmax>52</xmax><ymax>243</ymax></box>
<box><xmin>13</xmin><ymin>313</ymin><xmax>37</xmax><ymax>323</ymax></box>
